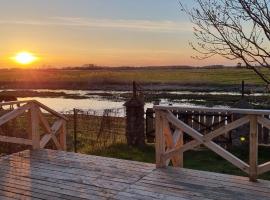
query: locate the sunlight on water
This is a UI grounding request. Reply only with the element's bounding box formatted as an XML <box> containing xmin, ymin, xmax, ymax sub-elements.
<box><xmin>18</xmin><ymin>97</ymin><xmax>125</xmax><ymax>112</ymax></box>
<box><xmin>18</xmin><ymin>96</ymin><xmax>229</xmax><ymax>115</ymax></box>
<box><xmin>9</xmin><ymin>89</ymin><xmax>235</xmax><ymax>114</ymax></box>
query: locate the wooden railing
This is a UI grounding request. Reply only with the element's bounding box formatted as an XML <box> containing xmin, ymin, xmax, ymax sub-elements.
<box><xmin>0</xmin><ymin>100</ymin><xmax>67</xmax><ymax>150</ymax></box>
<box><xmin>145</xmin><ymin>108</ymin><xmax>238</xmax><ymax>144</ymax></box>
<box><xmin>154</xmin><ymin>105</ymin><xmax>270</xmax><ymax>182</ymax></box>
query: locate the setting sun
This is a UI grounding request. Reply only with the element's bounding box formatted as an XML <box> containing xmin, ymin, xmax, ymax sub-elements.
<box><xmin>13</xmin><ymin>52</ymin><xmax>38</xmax><ymax>65</ymax></box>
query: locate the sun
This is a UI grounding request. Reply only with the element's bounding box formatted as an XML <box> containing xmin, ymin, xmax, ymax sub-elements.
<box><xmin>13</xmin><ymin>52</ymin><xmax>38</xmax><ymax>65</ymax></box>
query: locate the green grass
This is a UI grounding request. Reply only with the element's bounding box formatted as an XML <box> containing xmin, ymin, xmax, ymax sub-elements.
<box><xmin>91</xmin><ymin>143</ymin><xmax>270</xmax><ymax>180</ymax></box>
<box><xmin>0</xmin><ymin>68</ymin><xmax>269</xmax><ymax>85</ymax></box>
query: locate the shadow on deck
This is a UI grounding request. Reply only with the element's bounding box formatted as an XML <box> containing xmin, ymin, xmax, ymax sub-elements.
<box><xmin>1</xmin><ymin>149</ymin><xmax>270</xmax><ymax>200</ymax></box>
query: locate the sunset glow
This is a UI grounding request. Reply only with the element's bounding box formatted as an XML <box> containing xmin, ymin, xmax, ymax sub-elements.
<box><xmin>0</xmin><ymin>0</ymin><xmax>234</xmax><ymax>68</ymax></box>
<box><xmin>13</xmin><ymin>52</ymin><xmax>38</xmax><ymax>65</ymax></box>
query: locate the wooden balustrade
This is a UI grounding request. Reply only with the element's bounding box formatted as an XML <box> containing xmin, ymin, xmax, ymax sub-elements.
<box><xmin>0</xmin><ymin>100</ymin><xmax>67</xmax><ymax>150</ymax></box>
<box><xmin>154</xmin><ymin>105</ymin><xmax>270</xmax><ymax>182</ymax></box>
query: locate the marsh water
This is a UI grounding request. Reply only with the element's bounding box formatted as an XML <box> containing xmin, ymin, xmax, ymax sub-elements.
<box><xmin>2</xmin><ymin>89</ymin><xmax>267</xmax><ymax>113</ymax></box>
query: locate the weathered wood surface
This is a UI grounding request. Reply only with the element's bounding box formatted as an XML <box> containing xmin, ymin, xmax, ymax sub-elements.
<box><xmin>0</xmin><ymin>150</ymin><xmax>270</xmax><ymax>199</ymax></box>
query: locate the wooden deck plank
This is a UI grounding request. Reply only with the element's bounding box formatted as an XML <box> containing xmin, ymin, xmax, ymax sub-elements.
<box><xmin>0</xmin><ymin>173</ymin><xmax>115</xmax><ymax>200</ymax></box>
<box><xmin>137</xmin><ymin>176</ymin><xmax>270</xmax><ymax>200</ymax></box>
<box><xmin>0</xmin><ymin>163</ymin><xmax>129</xmax><ymax>195</ymax></box>
<box><xmin>27</xmin><ymin>150</ymin><xmax>155</xmax><ymax>172</ymax></box>
<box><xmin>1</xmin><ymin>149</ymin><xmax>270</xmax><ymax>200</ymax></box>
<box><xmin>144</xmin><ymin>172</ymin><xmax>270</xmax><ymax>194</ymax></box>
<box><xmin>1</xmin><ymin>158</ymin><xmax>142</xmax><ymax>184</ymax></box>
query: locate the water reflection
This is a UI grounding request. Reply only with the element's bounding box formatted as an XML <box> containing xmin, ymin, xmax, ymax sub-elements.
<box><xmin>1</xmin><ymin>88</ymin><xmax>239</xmax><ymax>113</ymax></box>
<box><xmin>18</xmin><ymin>96</ymin><xmax>229</xmax><ymax>115</ymax></box>
<box><xmin>18</xmin><ymin>97</ymin><xmax>126</xmax><ymax>112</ymax></box>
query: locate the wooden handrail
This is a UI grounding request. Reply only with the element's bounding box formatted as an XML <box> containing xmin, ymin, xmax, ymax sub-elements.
<box><xmin>154</xmin><ymin>105</ymin><xmax>270</xmax><ymax>115</ymax></box>
<box><xmin>0</xmin><ymin>100</ymin><xmax>67</xmax><ymax>151</ymax></box>
<box><xmin>0</xmin><ymin>100</ymin><xmax>67</xmax><ymax>120</ymax></box>
<box><xmin>0</xmin><ymin>100</ymin><xmax>34</xmax><ymax>107</ymax></box>
<box><xmin>33</xmin><ymin>100</ymin><xmax>68</xmax><ymax>121</ymax></box>
<box><xmin>154</xmin><ymin>106</ymin><xmax>270</xmax><ymax>182</ymax></box>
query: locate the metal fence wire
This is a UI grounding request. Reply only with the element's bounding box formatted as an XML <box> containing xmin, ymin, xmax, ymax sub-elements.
<box><xmin>62</xmin><ymin>107</ymin><xmax>126</xmax><ymax>153</ymax></box>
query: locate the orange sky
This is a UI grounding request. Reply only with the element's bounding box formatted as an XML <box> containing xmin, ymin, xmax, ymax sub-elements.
<box><xmin>0</xmin><ymin>0</ymin><xmax>235</xmax><ymax>68</ymax></box>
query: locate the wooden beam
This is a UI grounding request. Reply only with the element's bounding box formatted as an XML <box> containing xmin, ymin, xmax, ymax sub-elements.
<box><xmin>51</xmin><ymin>135</ymin><xmax>62</xmax><ymax>150</ymax></box>
<box><xmin>0</xmin><ymin>135</ymin><xmax>32</xmax><ymax>145</ymax></box>
<box><xmin>155</xmin><ymin>110</ymin><xmax>166</xmax><ymax>168</ymax></box>
<box><xmin>30</xmin><ymin>103</ymin><xmax>40</xmax><ymax>150</ymax></box>
<box><xmin>0</xmin><ymin>103</ymin><xmax>31</xmax><ymax>127</ymax></box>
<box><xmin>163</xmin><ymin>121</ymin><xmax>172</xmax><ymax>167</ymax></box>
<box><xmin>59</xmin><ymin>120</ymin><xmax>67</xmax><ymax>150</ymax></box>
<box><xmin>203</xmin><ymin>116</ymin><xmax>250</xmax><ymax>142</ymax></box>
<box><xmin>38</xmin><ymin>109</ymin><xmax>51</xmax><ymax>134</ymax></box>
<box><xmin>33</xmin><ymin>100</ymin><xmax>68</xmax><ymax>121</ymax></box>
<box><xmin>249</xmin><ymin>115</ymin><xmax>258</xmax><ymax>182</ymax></box>
<box><xmin>174</xmin><ymin>130</ymin><xmax>183</xmax><ymax>167</ymax></box>
<box><xmin>40</xmin><ymin>134</ymin><xmax>51</xmax><ymax>148</ymax></box>
<box><xmin>40</xmin><ymin>131</ymin><xmax>61</xmax><ymax>149</ymax></box>
<box><xmin>166</xmin><ymin>111</ymin><xmax>250</xmax><ymax>174</ymax></box>
<box><xmin>39</xmin><ymin>119</ymin><xmax>63</xmax><ymax>149</ymax></box>
<box><xmin>163</xmin><ymin>121</ymin><xmax>181</xmax><ymax>167</ymax></box>
<box><xmin>27</xmin><ymin>110</ymin><xmax>32</xmax><ymax>140</ymax></box>
<box><xmin>39</xmin><ymin>109</ymin><xmax>64</xmax><ymax>149</ymax></box>
<box><xmin>162</xmin><ymin>140</ymin><xmax>200</xmax><ymax>162</ymax></box>
<box><xmin>51</xmin><ymin>120</ymin><xmax>64</xmax><ymax>134</ymax></box>
<box><xmin>258</xmin><ymin>161</ymin><xmax>270</xmax><ymax>175</ymax></box>
<box><xmin>162</xmin><ymin>115</ymin><xmax>249</xmax><ymax>166</ymax></box>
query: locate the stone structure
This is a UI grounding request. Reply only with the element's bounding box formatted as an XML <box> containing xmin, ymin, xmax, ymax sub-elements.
<box><xmin>145</xmin><ymin>108</ymin><xmax>155</xmax><ymax>143</ymax></box>
<box><xmin>124</xmin><ymin>82</ymin><xmax>145</xmax><ymax>147</ymax></box>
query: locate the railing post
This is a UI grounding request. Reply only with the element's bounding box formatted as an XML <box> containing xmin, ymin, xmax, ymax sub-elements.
<box><xmin>73</xmin><ymin>108</ymin><xmax>78</xmax><ymax>153</ymax></box>
<box><xmin>178</xmin><ymin>131</ymin><xmax>184</xmax><ymax>167</ymax></box>
<box><xmin>30</xmin><ymin>103</ymin><xmax>40</xmax><ymax>150</ymax></box>
<box><xmin>155</xmin><ymin>110</ymin><xmax>166</xmax><ymax>168</ymax></box>
<box><xmin>27</xmin><ymin>109</ymin><xmax>32</xmax><ymax>140</ymax></box>
<box><xmin>249</xmin><ymin>115</ymin><xmax>258</xmax><ymax>182</ymax></box>
<box><xmin>60</xmin><ymin>120</ymin><xmax>67</xmax><ymax>151</ymax></box>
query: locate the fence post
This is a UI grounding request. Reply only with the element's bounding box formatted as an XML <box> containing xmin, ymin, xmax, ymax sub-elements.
<box><xmin>73</xmin><ymin>108</ymin><xmax>78</xmax><ymax>153</ymax></box>
<box><xmin>155</xmin><ymin>110</ymin><xmax>166</xmax><ymax>168</ymax></box>
<box><xmin>30</xmin><ymin>103</ymin><xmax>40</xmax><ymax>150</ymax></box>
<box><xmin>249</xmin><ymin>115</ymin><xmax>258</xmax><ymax>182</ymax></box>
<box><xmin>60</xmin><ymin>120</ymin><xmax>67</xmax><ymax>151</ymax></box>
<box><xmin>178</xmin><ymin>130</ymin><xmax>184</xmax><ymax>167</ymax></box>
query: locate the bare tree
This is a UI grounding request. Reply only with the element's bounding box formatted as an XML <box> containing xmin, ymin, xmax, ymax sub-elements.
<box><xmin>181</xmin><ymin>0</ymin><xmax>270</xmax><ymax>85</ymax></box>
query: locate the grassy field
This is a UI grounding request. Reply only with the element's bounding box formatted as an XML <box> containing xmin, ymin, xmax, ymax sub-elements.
<box><xmin>0</xmin><ymin>67</ymin><xmax>268</xmax><ymax>87</ymax></box>
<box><xmin>92</xmin><ymin>143</ymin><xmax>270</xmax><ymax>180</ymax></box>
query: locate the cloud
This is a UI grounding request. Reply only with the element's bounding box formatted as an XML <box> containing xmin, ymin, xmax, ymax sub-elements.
<box><xmin>0</xmin><ymin>17</ymin><xmax>192</xmax><ymax>32</ymax></box>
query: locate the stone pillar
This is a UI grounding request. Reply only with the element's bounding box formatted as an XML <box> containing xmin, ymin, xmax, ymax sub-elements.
<box><xmin>124</xmin><ymin>95</ymin><xmax>145</xmax><ymax>147</ymax></box>
<box><xmin>146</xmin><ymin>108</ymin><xmax>155</xmax><ymax>143</ymax></box>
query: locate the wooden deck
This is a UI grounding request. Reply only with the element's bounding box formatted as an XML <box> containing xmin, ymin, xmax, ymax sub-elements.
<box><xmin>1</xmin><ymin>150</ymin><xmax>270</xmax><ymax>200</ymax></box>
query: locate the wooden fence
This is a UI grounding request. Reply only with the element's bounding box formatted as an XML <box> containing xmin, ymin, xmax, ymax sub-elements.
<box><xmin>154</xmin><ymin>105</ymin><xmax>270</xmax><ymax>182</ymax></box>
<box><xmin>0</xmin><ymin>100</ymin><xmax>67</xmax><ymax>150</ymax></box>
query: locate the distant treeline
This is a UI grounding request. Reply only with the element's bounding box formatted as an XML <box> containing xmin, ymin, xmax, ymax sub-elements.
<box><xmin>57</xmin><ymin>64</ymin><xmax>241</xmax><ymax>71</ymax></box>
<box><xmin>1</xmin><ymin>64</ymin><xmax>244</xmax><ymax>71</ymax></box>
